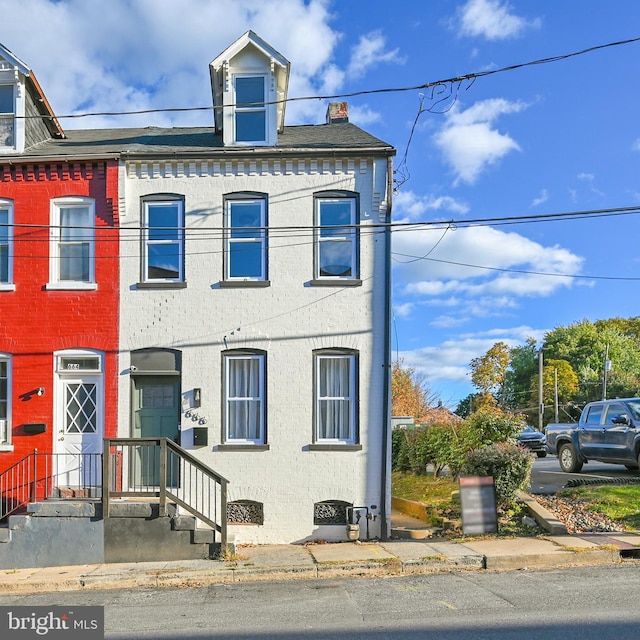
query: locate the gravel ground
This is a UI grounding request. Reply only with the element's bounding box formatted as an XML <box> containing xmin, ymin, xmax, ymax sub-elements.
<box><xmin>534</xmin><ymin>494</ymin><xmax>622</xmax><ymax>533</ymax></box>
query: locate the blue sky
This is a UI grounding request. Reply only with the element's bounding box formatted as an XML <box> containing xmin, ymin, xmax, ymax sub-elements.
<box><xmin>2</xmin><ymin>0</ymin><xmax>640</xmax><ymax>406</ymax></box>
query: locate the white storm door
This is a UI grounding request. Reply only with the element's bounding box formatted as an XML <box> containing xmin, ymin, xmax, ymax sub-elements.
<box><xmin>54</xmin><ymin>376</ymin><xmax>103</xmax><ymax>488</ymax></box>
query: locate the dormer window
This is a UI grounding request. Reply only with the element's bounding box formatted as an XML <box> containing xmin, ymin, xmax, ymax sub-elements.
<box><xmin>235</xmin><ymin>75</ymin><xmax>266</xmax><ymax>143</ymax></box>
<box><xmin>0</xmin><ymin>85</ymin><xmax>14</xmax><ymax>149</ymax></box>
<box><xmin>210</xmin><ymin>31</ymin><xmax>290</xmax><ymax>148</ymax></box>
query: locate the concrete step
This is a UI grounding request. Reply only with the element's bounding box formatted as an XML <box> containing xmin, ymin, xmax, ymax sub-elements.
<box><xmin>0</xmin><ymin>525</ymin><xmax>10</xmax><ymax>544</ymax></box>
<box><xmin>391</xmin><ymin>526</ymin><xmax>442</xmax><ymax>540</ymax></box>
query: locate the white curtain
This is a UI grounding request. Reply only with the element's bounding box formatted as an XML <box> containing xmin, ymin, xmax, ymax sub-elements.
<box><xmin>228</xmin><ymin>357</ymin><xmax>261</xmax><ymax>440</ymax></box>
<box><xmin>318</xmin><ymin>357</ymin><xmax>351</xmax><ymax>440</ymax></box>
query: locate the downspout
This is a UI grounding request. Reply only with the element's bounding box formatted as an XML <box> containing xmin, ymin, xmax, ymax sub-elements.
<box><xmin>379</xmin><ymin>154</ymin><xmax>394</xmax><ymax>540</ymax></box>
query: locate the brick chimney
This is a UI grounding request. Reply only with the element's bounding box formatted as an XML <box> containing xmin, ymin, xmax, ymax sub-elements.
<box><xmin>326</xmin><ymin>102</ymin><xmax>349</xmax><ymax>124</ymax></box>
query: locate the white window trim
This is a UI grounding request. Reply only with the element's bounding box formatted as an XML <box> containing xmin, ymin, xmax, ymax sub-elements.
<box><xmin>142</xmin><ymin>199</ymin><xmax>185</xmax><ymax>283</ymax></box>
<box><xmin>0</xmin><ymin>353</ymin><xmax>12</xmax><ymax>451</ymax></box>
<box><xmin>0</xmin><ymin>77</ymin><xmax>26</xmax><ymax>154</ymax></box>
<box><xmin>314</xmin><ymin>352</ymin><xmax>357</xmax><ymax>445</ymax></box>
<box><xmin>0</xmin><ymin>198</ymin><xmax>14</xmax><ymax>289</ymax></box>
<box><xmin>223</xmin><ymin>352</ymin><xmax>265</xmax><ymax>445</ymax></box>
<box><xmin>233</xmin><ymin>74</ymin><xmax>268</xmax><ymax>145</ymax></box>
<box><xmin>47</xmin><ymin>197</ymin><xmax>96</xmax><ymax>290</ymax></box>
<box><xmin>224</xmin><ymin>197</ymin><xmax>267</xmax><ymax>281</ymax></box>
<box><xmin>314</xmin><ymin>197</ymin><xmax>358</xmax><ymax>280</ymax></box>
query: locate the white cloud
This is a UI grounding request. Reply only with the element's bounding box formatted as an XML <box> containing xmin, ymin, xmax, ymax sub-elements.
<box><xmin>346</xmin><ymin>30</ymin><xmax>405</xmax><ymax>78</ymax></box>
<box><xmin>633</xmin><ymin>139</ymin><xmax>640</xmax><ymax>151</ymax></box>
<box><xmin>393</xmin><ymin>302</ymin><xmax>414</xmax><ymax>318</ymax></box>
<box><xmin>434</xmin><ymin>98</ymin><xmax>527</xmax><ymax>185</ymax></box>
<box><xmin>399</xmin><ymin>325</ymin><xmax>546</xmax><ymax>387</ymax></box>
<box><xmin>531</xmin><ymin>189</ymin><xmax>548</xmax><ymax>207</ymax></box>
<box><xmin>0</xmin><ymin>0</ymin><xmax>344</xmax><ymax>128</ymax></box>
<box><xmin>394</xmin><ymin>190</ymin><xmax>470</xmax><ymax>220</ymax></box>
<box><xmin>456</xmin><ymin>0</ymin><xmax>541</xmax><ymax>41</ymax></box>
<box><xmin>393</xmin><ymin>225</ymin><xmax>584</xmax><ymax>323</ymax></box>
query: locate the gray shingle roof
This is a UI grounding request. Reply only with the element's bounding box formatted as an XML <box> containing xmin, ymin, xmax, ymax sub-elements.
<box><xmin>9</xmin><ymin>122</ymin><xmax>394</xmax><ymax>161</ymax></box>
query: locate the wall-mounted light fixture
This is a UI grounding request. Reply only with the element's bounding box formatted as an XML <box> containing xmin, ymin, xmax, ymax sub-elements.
<box><xmin>36</xmin><ymin>387</ymin><xmax>45</xmax><ymax>396</ymax></box>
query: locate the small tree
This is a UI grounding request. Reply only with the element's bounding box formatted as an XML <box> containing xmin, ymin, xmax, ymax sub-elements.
<box><xmin>392</xmin><ymin>359</ymin><xmax>438</xmax><ymax>421</ymax></box>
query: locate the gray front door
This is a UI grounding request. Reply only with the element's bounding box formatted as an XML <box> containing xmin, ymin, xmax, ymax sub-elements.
<box><xmin>133</xmin><ymin>376</ymin><xmax>180</xmax><ymax>486</ymax></box>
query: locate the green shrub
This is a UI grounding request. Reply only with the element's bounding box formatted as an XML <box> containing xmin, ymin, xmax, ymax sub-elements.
<box><xmin>460</xmin><ymin>442</ymin><xmax>533</xmax><ymax>509</ymax></box>
<box><xmin>391</xmin><ymin>424</ymin><xmax>461</xmax><ymax>476</ymax></box>
<box><xmin>460</xmin><ymin>408</ymin><xmax>525</xmax><ymax>450</ymax></box>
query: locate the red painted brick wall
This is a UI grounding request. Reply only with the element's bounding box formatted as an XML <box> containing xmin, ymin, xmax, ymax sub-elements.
<box><xmin>0</xmin><ymin>162</ymin><xmax>119</xmax><ymax>471</ymax></box>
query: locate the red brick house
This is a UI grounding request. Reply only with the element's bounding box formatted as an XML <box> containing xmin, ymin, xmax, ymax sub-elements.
<box><xmin>0</xmin><ymin>43</ymin><xmax>119</xmax><ymax>487</ymax></box>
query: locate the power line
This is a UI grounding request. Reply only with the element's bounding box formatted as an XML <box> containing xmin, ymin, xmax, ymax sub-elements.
<box><xmin>17</xmin><ymin>36</ymin><xmax>640</xmax><ymax>122</ymax></box>
<box><xmin>4</xmin><ymin>204</ymin><xmax>640</xmax><ymax>234</ymax></box>
<box><xmin>391</xmin><ymin>252</ymin><xmax>640</xmax><ymax>282</ymax></box>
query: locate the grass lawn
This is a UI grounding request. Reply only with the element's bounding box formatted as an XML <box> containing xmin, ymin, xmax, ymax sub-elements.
<box><xmin>563</xmin><ymin>485</ymin><xmax>640</xmax><ymax>530</ymax></box>
<box><xmin>392</xmin><ymin>471</ymin><xmax>458</xmax><ymax>510</ymax></box>
<box><xmin>393</xmin><ymin>471</ymin><xmax>640</xmax><ymax>533</ymax></box>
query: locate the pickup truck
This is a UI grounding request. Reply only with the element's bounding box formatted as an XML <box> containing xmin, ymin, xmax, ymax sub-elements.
<box><xmin>545</xmin><ymin>398</ymin><xmax>640</xmax><ymax>473</ymax></box>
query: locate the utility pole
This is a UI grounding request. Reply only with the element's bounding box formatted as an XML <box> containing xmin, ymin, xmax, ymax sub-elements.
<box><xmin>603</xmin><ymin>343</ymin><xmax>611</xmax><ymax>401</ymax></box>
<box><xmin>554</xmin><ymin>367</ymin><xmax>559</xmax><ymax>423</ymax></box>
<box><xmin>538</xmin><ymin>347</ymin><xmax>544</xmax><ymax>431</ymax></box>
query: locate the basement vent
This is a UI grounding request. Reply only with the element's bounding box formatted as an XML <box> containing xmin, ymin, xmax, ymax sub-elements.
<box><xmin>314</xmin><ymin>500</ymin><xmax>351</xmax><ymax>525</ymax></box>
<box><xmin>227</xmin><ymin>500</ymin><xmax>264</xmax><ymax>525</ymax></box>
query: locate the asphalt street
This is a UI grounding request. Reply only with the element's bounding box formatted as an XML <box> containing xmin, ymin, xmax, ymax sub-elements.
<box><xmin>2</xmin><ymin>564</ymin><xmax>640</xmax><ymax>639</ymax></box>
<box><xmin>529</xmin><ymin>455</ymin><xmax>640</xmax><ymax>494</ymax></box>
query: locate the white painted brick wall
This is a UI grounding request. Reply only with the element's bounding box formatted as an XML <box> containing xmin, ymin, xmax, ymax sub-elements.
<box><xmin>118</xmin><ymin>156</ymin><xmax>391</xmax><ymax>544</ymax></box>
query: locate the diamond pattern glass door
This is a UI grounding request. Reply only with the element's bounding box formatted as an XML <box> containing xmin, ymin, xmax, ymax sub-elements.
<box><xmin>65</xmin><ymin>383</ymin><xmax>97</xmax><ymax>434</ymax></box>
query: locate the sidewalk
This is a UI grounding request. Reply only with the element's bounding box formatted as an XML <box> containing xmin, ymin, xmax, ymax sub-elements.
<box><xmin>0</xmin><ymin>513</ymin><xmax>636</xmax><ymax>594</ymax></box>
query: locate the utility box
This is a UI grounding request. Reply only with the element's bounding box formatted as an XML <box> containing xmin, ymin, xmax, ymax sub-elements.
<box><xmin>192</xmin><ymin>427</ymin><xmax>208</xmax><ymax>447</ymax></box>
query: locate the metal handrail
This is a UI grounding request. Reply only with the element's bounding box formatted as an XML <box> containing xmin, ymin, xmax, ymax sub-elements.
<box><xmin>103</xmin><ymin>438</ymin><xmax>228</xmax><ymax>550</ymax></box>
<box><xmin>0</xmin><ymin>450</ymin><xmax>102</xmax><ymax>521</ymax></box>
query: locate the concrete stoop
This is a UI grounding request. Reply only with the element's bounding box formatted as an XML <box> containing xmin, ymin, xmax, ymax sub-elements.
<box><xmin>0</xmin><ymin>500</ymin><xmax>220</xmax><ymax>569</ymax></box>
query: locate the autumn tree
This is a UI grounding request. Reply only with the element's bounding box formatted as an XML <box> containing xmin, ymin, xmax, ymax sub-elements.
<box><xmin>391</xmin><ymin>360</ymin><xmax>438</xmax><ymax>421</ymax></box>
<box><xmin>469</xmin><ymin>342</ymin><xmax>510</xmax><ymax>407</ymax></box>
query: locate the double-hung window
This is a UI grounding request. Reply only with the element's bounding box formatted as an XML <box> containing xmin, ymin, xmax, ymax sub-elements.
<box><xmin>49</xmin><ymin>198</ymin><xmax>95</xmax><ymax>288</ymax></box>
<box><xmin>234</xmin><ymin>76</ymin><xmax>266</xmax><ymax>143</ymax></box>
<box><xmin>0</xmin><ymin>199</ymin><xmax>13</xmax><ymax>286</ymax></box>
<box><xmin>224</xmin><ymin>194</ymin><xmax>267</xmax><ymax>281</ymax></box>
<box><xmin>0</xmin><ymin>355</ymin><xmax>10</xmax><ymax>449</ymax></box>
<box><xmin>223</xmin><ymin>351</ymin><xmax>265</xmax><ymax>444</ymax></box>
<box><xmin>142</xmin><ymin>198</ymin><xmax>184</xmax><ymax>283</ymax></box>
<box><xmin>0</xmin><ymin>85</ymin><xmax>14</xmax><ymax>149</ymax></box>
<box><xmin>314</xmin><ymin>350</ymin><xmax>357</xmax><ymax>444</ymax></box>
<box><xmin>314</xmin><ymin>194</ymin><xmax>359</xmax><ymax>280</ymax></box>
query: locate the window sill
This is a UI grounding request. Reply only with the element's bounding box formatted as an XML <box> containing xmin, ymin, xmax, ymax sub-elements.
<box><xmin>0</xmin><ymin>284</ymin><xmax>15</xmax><ymax>291</ymax></box>
<box><xmin>306</xmin><ymin>444</ymin><xmax>362</xmax><ymax>451</ymax></box>
<box><xmin>309</xmin><ymin>279</ymin><xmax>362</xmax><ymax>287</ymax></box>
<box><xmin>0</xmin><ymin>444</ymin><xmax>14</xmax><ymax>452</ymax></box>
<box><xmin>216</xmin><ymin>444</ymin><xmax>270</xmax><ymax>451</ymax></box>
<box><xmin>46</xmin><ymin>282</ymin><xmax>98</xmax><ymax>291</ymax></box>
<box><xmin>136</xmin><ymin>282</ymin><xmax>188</xmax><ymax>289</ymax></box>
<box><xmin>218</xmin><ymin>280</ymin><xmax>270</xmax><ymax>288</ymax></box>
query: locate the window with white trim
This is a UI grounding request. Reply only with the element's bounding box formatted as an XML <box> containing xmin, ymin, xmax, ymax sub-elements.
<box><xmin>314</xmin><ymin>350</ymin><xmax>357</xmax><ymax>444</ymax></box>
<box><xmin>142</xmin><ymin>198</ymin><xmax>184</xmax><ymax>282</ymax></box>
<box><xmin>0</xmin><ymin>199</ymin><xmax>13</xmax><ymax>285</ymax></box>
<box><xmin>49</xmin><ymin>198</ymin><xmax>95</xmax><ymax>286</ymax></box>
<box><xmin>224</xmin><ymin>194</ymin><xmax>267</xmax><ymax>280</ymax></box>
<box><xmin>314</xmin><ymin>194</ymin><xmax>358</xmax><ymax>280</ymax></box>
<box><xmin>234</xmin><ymin>76</ymin><xmax>266</xmax><ymax>143</ymax></box>
<box><xmin>0</xmin><ymin>355</ymin><xmax>11</xmax><ymax>447</ymax></box>
<box><xmin>223</xmin><ymin>351</ymin><xmax>265</xmax><ymax>444</ymax></box>
<box><xmin>0</xmin><ymin>85</ymin><xmax>15</xmax><ymax>149</ymax></box>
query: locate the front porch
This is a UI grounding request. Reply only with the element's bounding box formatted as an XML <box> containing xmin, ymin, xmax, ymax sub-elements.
<box><xmin>0</xmin><ymin>438</ymin><xmax>230</xmax><ymax>568</ymax></box>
